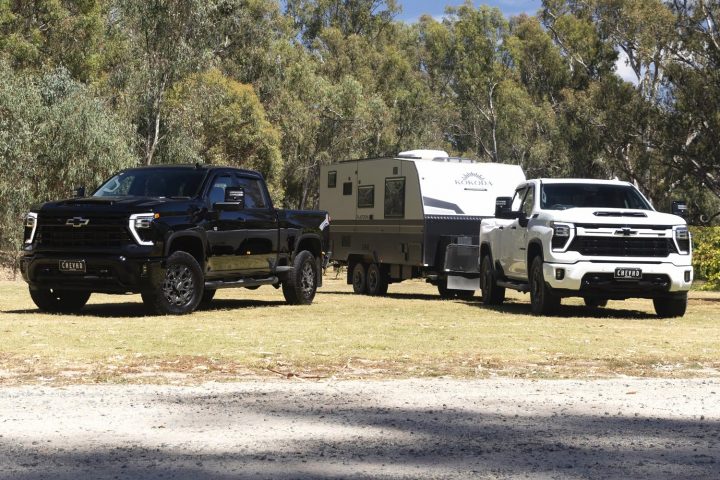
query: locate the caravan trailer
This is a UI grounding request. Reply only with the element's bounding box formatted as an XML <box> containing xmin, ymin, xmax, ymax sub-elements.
<box><xmin>319</xmin><ymin>150</ymin><xmax>525</xmax><ymax>297</ymax></box>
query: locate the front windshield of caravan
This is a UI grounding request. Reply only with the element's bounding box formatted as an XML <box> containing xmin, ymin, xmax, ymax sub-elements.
<box><xmin>94</xmin><ymin>168</ymin><xmax>206</xmax><ymax>198</ymax></box>
<box><xmin>540</xmin><ymin>183</ymin><xmax>652</xmax><ymax>211</ymax></box>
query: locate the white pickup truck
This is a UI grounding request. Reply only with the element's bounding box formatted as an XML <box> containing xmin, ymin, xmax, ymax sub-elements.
<box><xmin>478</xmin><ymin>179</ymin><xmax>693</xmax><ymax>317</ymax></box>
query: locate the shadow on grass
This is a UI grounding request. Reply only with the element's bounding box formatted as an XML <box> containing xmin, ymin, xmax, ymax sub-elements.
<box><xmin>324</xmin><ymin>290</ymin><xmax>657</xmax><ymax>319</ymax></box>
<box><xmin>3</xmin><ymin>298</ymin><xmax>285</xmax><ymax>319</ymax></box>
<box><xmin>468</xmin><ymin>300</ymin><xmax>658</xmax><ymax>320</ymax></box>
<box><xmin>321</xmin><ymin>289</ymin><xmax>445</xmax><ymax>302</ymax></box>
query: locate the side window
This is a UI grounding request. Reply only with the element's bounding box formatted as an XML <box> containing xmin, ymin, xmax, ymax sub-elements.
<box><xmin>521</xmin><ymin>185</ymin><xmax>535</xmax><ymax>217</ymax></box>
<box><xmin>328</xmin><ymin>171</ymin><xmax>337</xmax><ymax>188</ymax></box>
<box><xmin>237</xmin><ymin>177</ymin><xmax>268</xmax><ymax>209</ymax></box>
<box><xmin>208</xmin><ymin>175</ymin><xmax>237</xmax><ymax>206</ymax></box>
<box><xmin>357</xmin><ymin>185</ymin><xmax>374</xmax><ymax>208</ymax></box>
<box><xmin>384</xmin><ymin>177</ymin><xmax>405</xmax><ymax>218</ymax></box>
<box><xmin>511</xmin><ymin>187</ymin><xmax>527</xmax><ymax>212</ymax></box>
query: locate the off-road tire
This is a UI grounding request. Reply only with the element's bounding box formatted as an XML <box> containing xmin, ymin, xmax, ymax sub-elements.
<box><xmin>653</xmin><ymin>293</ymin><xmax>688</xmax><ymax>318</ymax></box>
<box><xmin>529</xmin><ymin>256</ymin><xmax>560</xmax><ymax>315</ymax></box>
<box><xmin>584</xmin><ymin>297</ymin><xmax>608</xmax><ymax>308</ymax></box>
<box><xmin>480</xmin><ymin>255</ymin><xmax>505</xmax><ymax>305</ymax></box>
<box><xmin>437</xmin><ymin>278</ymin><xmax>474</xmax><ymax>300</ymax></box>
<box><xmin>282</xmin><ymin>250</ymin><xmax>318</xmax><ymax>305</ymax></box>
<box><xmin>29</xmin><ymin>288</ymin><xmax>91</xmax><ymax>313</ymax></box>
<box><xmin>366</xmin><ymin>263</ymin><xmax>389</xmax><ymax>296</ymax></box>
<box><xmin>352</xmin><ymin>262</ymin><xmax>367</xmax><ymax>294</ymax></box>
<box><xmin>142</xmin><ymin>251</ymin><xmax>204</xmax><ymax>315</ymax></box>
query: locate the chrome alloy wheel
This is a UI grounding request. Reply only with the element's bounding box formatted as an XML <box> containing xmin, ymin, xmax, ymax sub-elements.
<box><xmin>162</xmin><ymin>264</ymin><xmax>195</xmax><ymax>307</ymax></box>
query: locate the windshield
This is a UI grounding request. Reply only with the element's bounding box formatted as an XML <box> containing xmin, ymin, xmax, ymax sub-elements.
<box><xmin>94</xmin><ymin>168</ymin><xmax>206</xmax><ymax>198</ymax></box>
<box><xmin>540</xmin><ymin>183</ymin><xmax>652</xmax><ymax>211</ymax></box>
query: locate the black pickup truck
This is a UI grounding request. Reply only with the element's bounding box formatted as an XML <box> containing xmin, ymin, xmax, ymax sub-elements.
<box><xmin>20</xmin><ymin>164</ymin><xmax>330</xmax><ymax>314</ymax></box>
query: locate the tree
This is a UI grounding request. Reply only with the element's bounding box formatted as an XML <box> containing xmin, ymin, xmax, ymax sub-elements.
<box><xmin>0</xmin><ymin>0</ymin><xmax>109</xmax><ymax>82</ymax></box>
<box><xmin>118</xmin><ymin>0</ymin><xmax>216</xmax><ymax>165</ymax></box>
<box><xmin>0</xmin><ymin>64</ymin><xmax>136</xmax><ymax>251</ymax></box>
<box><xmin>163</xmin><ymin>69</ymin><xmax>283</xmax><ymax>201</ymax></box>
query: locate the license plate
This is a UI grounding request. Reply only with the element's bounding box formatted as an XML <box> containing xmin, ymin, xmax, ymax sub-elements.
<box><xmin>59</xmin><ymin>260</ymin><xmax>86</xmax><ymax>273</ymax></box>
<box><xmin>615</xmin><ymin>267</ymin><xmax>641</xmax><ymax>280</ymax></box>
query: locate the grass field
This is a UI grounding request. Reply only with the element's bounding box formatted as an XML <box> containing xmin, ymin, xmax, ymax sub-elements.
<box><xmin>1</xmin><ymin>275</ymin><xmax>719</xmax><ymax>385</ymax></box>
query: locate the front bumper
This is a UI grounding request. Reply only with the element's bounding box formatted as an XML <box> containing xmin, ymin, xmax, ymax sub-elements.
<box><xmin>543</xmin><ymin>261</ymin><xmax>693</xmax><ymax>299</ymax></box>
<box><xmin>20</xmin><ymin>253</ymin><xmax>163</xmax><ymax>294</ymax></box>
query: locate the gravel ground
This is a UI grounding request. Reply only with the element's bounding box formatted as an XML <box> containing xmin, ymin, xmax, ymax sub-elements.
<box><xmin>1</xmin><ymin>378</ymin><xmax>719</xmax><ymax>480</ymax></box>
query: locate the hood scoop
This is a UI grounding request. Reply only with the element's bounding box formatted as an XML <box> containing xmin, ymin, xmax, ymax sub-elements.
<box><xmin>593</xmin><ymin>211</ymin><xmax>647</xmax><ymax>218</ymax></box>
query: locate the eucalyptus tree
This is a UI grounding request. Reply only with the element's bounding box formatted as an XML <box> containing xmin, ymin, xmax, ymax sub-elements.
<box><xmin>0</xmin><ymin>65</ymin><xmax>135</xmax><ymax>251</ymax></box>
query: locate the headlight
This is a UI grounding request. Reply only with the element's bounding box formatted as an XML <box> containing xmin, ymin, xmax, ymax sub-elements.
<box><xmin>128</xmin><ymin>213</ymin><xmax>156</xmax><ymax>246</ymax></box>
<box><xmin>673</xmin><ymin>226</ymin><xmax>690</xmax><ymax>254</ymax></box>
<box><xmin>24</xmin><ymin>212</ymin><xmax>38</xmax><ymax>244</ymax></box>
<box><xmin>551</xmin><ymin>222</ymin><xmax>574</xmax><ymax>251</ymax></box>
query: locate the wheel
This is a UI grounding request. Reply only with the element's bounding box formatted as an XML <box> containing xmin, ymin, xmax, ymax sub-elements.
<box><xmin>529</xmin><ymin>256</ymin><xmax>560</xmax><ymax>315</ymax></box>
<box><xmin>653</xmin><ymin>293</ymin><xmax>687</xmax><ymax>318</ymax></box>
<box><xmin>142</xmin><ymin>251</ymin><xmax>204</xmax><ymax>315</ymax></box>
<box><xmin>351</xmin><ymin>262</ymin><xmax>367</xmax><ymax>294</ymax></box>
<box><xmin>584</xmin><ymin>297</ymin><xmax>608</xmax><ymax>308</ymax></box>
<box><xmin>437</xmin><ymin>277</ymin><xmax>474</xmax><ymax>299</ymax></box>
<box><xmin>198</xmin><ymin>289</ymin><xmax>216</xmax><ymax>308</ymax></box>
<box><xmin>282</xmin><ymin>250</ymin><xmax>318</xmax><ymax>305</ymax></box>
<box><xmin>29</xmin><ymin>288</ymin><xmax>91</xmax><ymax>313</ymax></box>
<box><xmin>366</xmin><ymin>263</ymin><xmax>388</xmax><ymax>296</ymax></box>
<box><xmin>480</xmin><ymin>255</ymin><xmax>505</xmax><ymax>305</ymax></box>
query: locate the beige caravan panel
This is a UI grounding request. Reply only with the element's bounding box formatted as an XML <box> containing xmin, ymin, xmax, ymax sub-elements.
<box><xmin>356</xmin><ymin>158</ymin><xmax>407</xmax><ymax>221</ymax></box>
<box><xmin>319</xmin><ymin>161</ymin><xmax>358</xmax><ymax>220</ymax></box>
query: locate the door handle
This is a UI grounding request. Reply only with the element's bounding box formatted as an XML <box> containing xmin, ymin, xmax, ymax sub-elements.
<box><xmin>511</xmin><ymin>226</ymin><xmax>517</xmax><ymax>230</ymax></box>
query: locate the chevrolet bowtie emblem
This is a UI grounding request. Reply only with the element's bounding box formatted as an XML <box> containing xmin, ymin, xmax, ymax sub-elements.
<box><xmin>66</xmin><ymin>217</ymin><xmax>90</xmax><ymax>228</ymax></box>
<box><xmin>615</xmin><ymin>227</ymin><xmax>636</xmax><ymax>236</ymax></box>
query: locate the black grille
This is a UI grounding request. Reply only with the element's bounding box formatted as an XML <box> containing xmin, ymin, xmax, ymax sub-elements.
<box><xmin>569</xmin><ymin>236</ymin><xmax>676</xmax><ymax>257</ymax></box>
<box><xmin>37</xmin><ymin>215</ymin><xmax>132</xmax><ymax>248</ymax></box>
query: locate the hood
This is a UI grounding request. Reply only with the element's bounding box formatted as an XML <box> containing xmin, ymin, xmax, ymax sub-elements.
<box><xmin>34</xmin><ymin>196</ymin><xmax>184</xmax><ymax>216</ymax></box>
<box><xmin>541</xmin><ymin>208</ymin><xmax>686</xmax><ymax>226</ymax></box>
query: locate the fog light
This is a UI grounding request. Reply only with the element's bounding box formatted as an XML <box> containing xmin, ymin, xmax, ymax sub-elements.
<box><xmin>141</xmin><ymin>263</ymin><xmax>148</xmax><ymax>277</ymax></box>
<box><xmin>555</xmin><ymin>268</ymin><xmax>565</xmax><ymax>280</ymax></box>
<box><xmin>685</xmin><ymin>270</ymin><xmax>691</xmax><ymax>282</ymax></box>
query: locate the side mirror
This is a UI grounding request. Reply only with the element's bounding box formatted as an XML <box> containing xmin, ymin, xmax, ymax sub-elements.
<box><xmin>215</xmin><ymin>187</ymin><xmax>245</xmax><ymax>211</ymax></box>
<box><xmin>671</xmin><ymin>200</ymin><xmax>687</xmax><ymax>219</ymax></box>
<box><xmin>495</xmin><ymin>196</ymin><xmax>513</xmax><ymax>218</ymax></box>
<box><xmin>74</xmin><ymin>186</ymin><xmax>85</xmax><ymax>198</ymax></box>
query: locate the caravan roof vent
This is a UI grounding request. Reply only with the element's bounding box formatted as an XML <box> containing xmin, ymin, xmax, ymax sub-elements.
<box><xmin>397</xmin><ymin>149</ymin><xmax>449</xmax><ymax>160</ymax></box>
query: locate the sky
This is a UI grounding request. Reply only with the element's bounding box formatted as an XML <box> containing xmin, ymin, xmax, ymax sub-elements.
<box><xmin>396</xmin><ymin>0</ymin><xmax>543</xmax><ymax>22</ymax></box>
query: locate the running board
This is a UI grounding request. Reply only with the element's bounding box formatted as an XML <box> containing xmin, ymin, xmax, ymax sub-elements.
<box><xmin>205</xmin><ymin>276</ymin><xmax>278</xmax><ymax>290</ymax></box>
<box><xmin>497</xmin><ymin>280</ymin><xmax>530</xmax><ymax>293</ymax></box>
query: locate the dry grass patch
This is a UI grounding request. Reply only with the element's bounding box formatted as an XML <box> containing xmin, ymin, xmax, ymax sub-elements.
<box><xmin>1</xmin><ymin>277</ymin><xmax>719</xmax><ymax>385</ymax></box>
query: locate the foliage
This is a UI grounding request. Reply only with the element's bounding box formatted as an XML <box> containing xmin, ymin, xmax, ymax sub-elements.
<box><xmin>691</xmin><ymin>227</ymin><xmax>720</xmax><ymax>290</ymax></box>
<box><xmin>163</xmin><ymin>69</ymin><xmax>283</xmax><ymax>201</ymax></box>
<box><xmin>0</xmin><ymin>63</ymin><xmax>136</xmax><ymax>251</ymax></box>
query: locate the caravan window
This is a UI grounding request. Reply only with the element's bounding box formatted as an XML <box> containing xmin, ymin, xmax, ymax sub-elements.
<box><xmin>384</xmin><ymin>177</ymin><xmax>405</xmax><ymax>218</ymax></box>
<box><xmin>358</xmin><ymin>185</ymin><xmax>374</xmax><ymax>208</ymax></box>
<box><xmin>328</xmin><ymin>171</ymin><xmax>337</xmax><ymax>188</ymax></box>
<box><xmin>343</xmin><ymin>182</ymin><xmax>352</xmax><ymax>195</ymax></box>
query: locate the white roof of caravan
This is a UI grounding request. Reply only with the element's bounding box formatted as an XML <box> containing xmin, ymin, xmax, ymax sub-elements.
<box><xmin>397</xmin><ymin>150</ymin><xmax>450</xmax><ymax>160</ymax></box>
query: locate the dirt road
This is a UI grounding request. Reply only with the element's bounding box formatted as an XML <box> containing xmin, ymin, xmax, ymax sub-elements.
<box><xmin>1</xmin><ymin>378</ymin><xmax>718</xmax><ymax>479</ymax></box>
